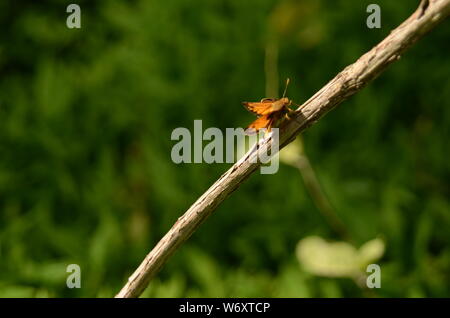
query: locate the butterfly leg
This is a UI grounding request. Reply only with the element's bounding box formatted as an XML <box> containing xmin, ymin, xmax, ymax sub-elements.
<box><xmin>285</xmin><ymin>107</ymin><xmax>296</xmax><ymax>120</ymax></box>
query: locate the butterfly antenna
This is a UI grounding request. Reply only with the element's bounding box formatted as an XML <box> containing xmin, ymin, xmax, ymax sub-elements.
<box><xmin>282</xmin><ymin>78</ymin><xmax>290</xmax><ymax>98</ymax></box>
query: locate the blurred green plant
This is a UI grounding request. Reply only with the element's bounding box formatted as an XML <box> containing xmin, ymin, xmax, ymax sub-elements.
<box><xmin>0</xmin><ymin>0</ymin><xmax>449</xmax><ymax>297</ymax></box>
<box><xmin>296</xmin><ymin>236</ymin><xmax>384</xmax><ymax>281</ymax></box>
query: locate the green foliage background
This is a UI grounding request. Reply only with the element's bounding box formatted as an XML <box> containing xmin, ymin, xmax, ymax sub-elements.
<box><xmin>0</xmin><ymin>0</ymin><xmax>449</xmax><ymax>297</ymax></box>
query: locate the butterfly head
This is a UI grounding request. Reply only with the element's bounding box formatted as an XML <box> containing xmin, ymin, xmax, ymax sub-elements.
<box><xmin>280</xmin><ymin>97</ymin><xmax>291</xmax><ymax>106</ymax></box>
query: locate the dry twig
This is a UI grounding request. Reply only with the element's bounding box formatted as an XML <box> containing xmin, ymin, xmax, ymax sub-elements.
<box><xmin>116</xmin><ymin>0</ymin><xmax>450</xmax><ymax>298</ymax></box>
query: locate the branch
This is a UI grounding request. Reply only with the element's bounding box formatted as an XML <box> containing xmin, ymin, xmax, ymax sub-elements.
<box><xmin>116</xmin><ymin>0</ymin><xmax>450</xmax><ymax>298</ymax></box>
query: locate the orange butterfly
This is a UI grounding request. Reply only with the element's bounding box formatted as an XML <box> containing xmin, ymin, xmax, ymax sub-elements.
<box><xmin>243</xmin><ymin>79</ymin><xmax>297</xmax><ymax>134</ymax></box>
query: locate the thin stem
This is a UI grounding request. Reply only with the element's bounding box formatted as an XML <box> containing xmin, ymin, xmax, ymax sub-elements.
<box><xmin>295</xmin><ymin>144</ymin><xmax>349</xmax><ymax>240</ymax></box>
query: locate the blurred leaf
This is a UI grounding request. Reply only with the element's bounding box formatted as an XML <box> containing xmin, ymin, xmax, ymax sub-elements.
<box><xmin>296</xmin><ymin>236</ymin><xmax>385</xmax><ymax>278</ymax></box>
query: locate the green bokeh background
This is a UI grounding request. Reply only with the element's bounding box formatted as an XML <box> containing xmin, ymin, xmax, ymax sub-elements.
<box><xmin>0</xmin><ymin>0</ymin><xmax>449</xmax><ymax>297</ymax></box>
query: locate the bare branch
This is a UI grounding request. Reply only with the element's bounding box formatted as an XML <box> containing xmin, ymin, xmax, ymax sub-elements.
<box><xmin>116</xmin><ymin>0</ymin><xmax>450</xmax><ymax>298</ymax></box>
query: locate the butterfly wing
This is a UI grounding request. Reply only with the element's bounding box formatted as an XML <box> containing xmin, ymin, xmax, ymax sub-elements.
<box><xmin>245</xmin><ymin>114</ymin><xmax>277</xmax><ymax>135</ymax></box>
<box><xmin>242</xmin><ymin>100</ymin><xmax>276</xmax><ymax>116</ymax></box>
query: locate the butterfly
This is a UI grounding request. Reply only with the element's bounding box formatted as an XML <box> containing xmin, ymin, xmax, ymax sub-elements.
<box><xmin>242</xmin><ymin>78</ymin><xmax>297</xmax><ymax>135</ymax></box>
